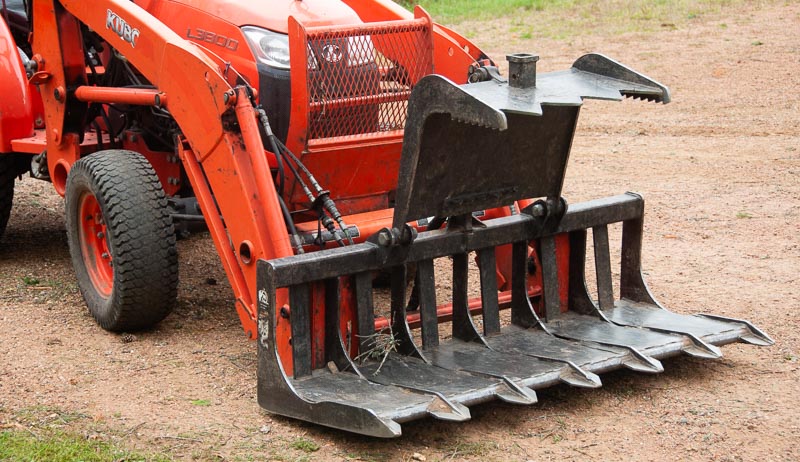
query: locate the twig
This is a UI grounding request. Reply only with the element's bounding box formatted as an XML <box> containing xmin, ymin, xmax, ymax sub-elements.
<box><xmin>155</xmin><ymin>435</ymin><xmax>203</xmax><ymax>443</ymax></box>
<box><xmin>354</xmin><ymin>327</ymin><xmax>399</xmax><ymax>376</ymax></box>
<box><xmin>124</xmin><ymin>421</ymin><xmax>146</xmax><ymax>436</ymax></box>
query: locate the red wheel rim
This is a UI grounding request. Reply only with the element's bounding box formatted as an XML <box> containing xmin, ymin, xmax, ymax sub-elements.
<box><xmin>78</xmin><ymin>192</ymin><xmax>113</xmax><ymax>297</ymax></box>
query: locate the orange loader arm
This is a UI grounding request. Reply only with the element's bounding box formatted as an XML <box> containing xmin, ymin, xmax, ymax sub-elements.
<box><xmin>33</xmin><ymin>0</ymin><xmax>292</xmax><ymax>338</ymax></box>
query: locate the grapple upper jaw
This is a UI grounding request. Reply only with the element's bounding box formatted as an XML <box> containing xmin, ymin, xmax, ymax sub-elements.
<box><xmin>392</xmin><ymin>53</ymin><xmax>672</xmax><ymax>230</ymax></box>
<box><xmin>571</xmin><ymin>53</ymin><xmax>672</xmax><ymax>103</ymax></box>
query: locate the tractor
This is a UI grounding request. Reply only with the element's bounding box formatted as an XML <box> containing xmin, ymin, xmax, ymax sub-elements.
<box><xmin>0</xmin><ymin>0</ymin><xmax>771</xmax><ymax>436</ymax></box>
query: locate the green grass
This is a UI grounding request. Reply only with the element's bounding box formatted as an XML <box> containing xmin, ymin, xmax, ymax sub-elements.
<box><xmin>21</xmin><ymin>276</ymin><xmax>40</xmax><ymax>286</ymax></box>
<box><xmin>399</xmin><ymin>0</ymin><xmax>747</xmax><ymax>38</ymax></box>
<box><xmin>400</xmin><ymin>0</ymin><xmax>576</xmax><ymax>23</ymax></box>
<box><xmin>289</xmin><ymin>437</ymin><xmax>320</xmax><ymax>453</ymax></box>
<box><xmin>448</xmin><ymin>440</ymin><xmax>499</xmax><ymax>457</ymax></box>
<box><xmin>0</xmin><ymin>430</ymin><xmax>167</xmax><ymax>462</ymax></box>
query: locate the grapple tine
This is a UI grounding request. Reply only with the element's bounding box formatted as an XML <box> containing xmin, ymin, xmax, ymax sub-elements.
<box><xmin>417</xmin><ymin>259</ymin><xmax>441</xmax><ymax>349</ymax></box>
<box><xmin>390</xmin><ymin>264</ymin><xmax>422</xmax><ymax>359</ymax></box>
<box><xmin>353</xmin><ymin>272</ymin><xmax>376</xmax><ymax>353</ymax></box>
<box><xmin>498</xmin><ymin>377</ymin><xmax>538</xmax><ymax>404</ymax></box>
<box><xmin>514</xmin><ymin>240</ymin><xmax>544</xmax><ymax>326</ymax></box>
<box><xmin>620</xmin><ymin>347</ymin><xmax>665</xmax><ymax>374</ymax></box>
<box><xmin>324</xmin><ymin>278</ymin><xmax>360</xmax><ymax>375</ymax></box>
<box><xmin>678</xmin><ymin>332</ymin><xmax>723</xmax><ymax>359</ymax></box>
<box><xmin>592</xmin><ymin>225</ymin><xmax>615</xmax><ymax>310</ymax></box>
<box><xmin>476</xmin><ymin>247</ymin><xmax>502</xmax><ymax>336</ymax></box>
<box><xmin>289</xmin><ymin>284</ymin><xmax>313</xmax><ymax>378</ymax></box>
<box><xmin>452</xmin><ymin>252</ymin><xmax>484</xmax><ymax>343</ymax></box>
<box><xmin>600</xmin><ymin>199</ymin><xmax>774</xmax><ymax>349</ymax></box>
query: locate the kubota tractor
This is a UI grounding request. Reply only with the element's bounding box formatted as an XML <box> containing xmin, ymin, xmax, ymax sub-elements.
<box><xmin>0</xmin><ymin>0</ymin><xmax>772</xmax><ymax>436</ymax></box>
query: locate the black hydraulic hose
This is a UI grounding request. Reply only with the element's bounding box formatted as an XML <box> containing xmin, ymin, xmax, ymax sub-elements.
<box><xmin>275</xmin><ymin>142</ymin><xmax>347</xmax><ymax>247</ymax></box>
<box><xmin>278</xmin><ymin>195</ymin><xmax>304</xmax><ymax>254</ymax></box>
<box><xmin>274</xmin><ymin>138</ymin><xmax>353</xmax><ymax>245</ymax></box>
<box><xmin>92</xmin><ymin>121</ymin><xmax>104</xmax><ymax>151</ymax></box>
<box><xmin>256</xmin><ymin>108</ymin><xmax>285</xmax><ymax>197</ymax></box>
<box><xmin>253</xmin><ymin>98</ymin><xmax>351</xmax><ymax>246</ymax></box>
<box><xmin>261</xmin><ymin>130</ymin><xmax>342</xmax><ymax>248</ymax></box>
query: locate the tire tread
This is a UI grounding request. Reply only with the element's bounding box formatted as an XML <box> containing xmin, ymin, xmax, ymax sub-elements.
<box><xmin>66</xmin><ymin>150</ymin><xmax>178</xmax><ymax>331</ymax></box>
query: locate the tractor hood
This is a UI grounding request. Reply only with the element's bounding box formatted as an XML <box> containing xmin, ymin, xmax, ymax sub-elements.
<box><xmin>152</xmin><ymin>0</ymin><xmax>364</xmax><ymax>32</ymax></box>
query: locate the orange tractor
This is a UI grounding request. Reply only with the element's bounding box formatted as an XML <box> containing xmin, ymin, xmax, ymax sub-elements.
<box><xmin>1</xmin><ymin>0</ymin><xmax>772</xmax><ymax>436</ymax></box>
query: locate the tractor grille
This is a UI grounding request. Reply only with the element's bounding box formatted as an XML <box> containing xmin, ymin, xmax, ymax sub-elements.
<box><xmin>304</xmin><ymin>19</ymin><xmax>433</xmax><ymax>141</ymax></box>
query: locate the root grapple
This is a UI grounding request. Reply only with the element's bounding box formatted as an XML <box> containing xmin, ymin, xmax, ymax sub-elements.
<box><xmin>256</xmin><ymin>55</ymin><xmax>771</xmax><ymax>436</ymax></box>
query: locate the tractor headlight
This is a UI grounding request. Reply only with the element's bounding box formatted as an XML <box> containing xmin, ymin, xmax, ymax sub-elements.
<box><xmin>242</xmin><ymin>27</ymin><xmax>291</xmax><ymax>69</ymax></box>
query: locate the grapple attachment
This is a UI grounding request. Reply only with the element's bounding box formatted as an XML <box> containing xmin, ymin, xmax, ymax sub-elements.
<box><xmin>255</xmin><ymin>54</ymin><xmax>771</xmax><ymax>437</ymax></box>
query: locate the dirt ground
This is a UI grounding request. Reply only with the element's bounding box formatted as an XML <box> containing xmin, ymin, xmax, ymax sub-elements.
<box><xmin>1</xmin><ymin>1</ymin><xmax>798</xmax><ymax>461</ymax></box>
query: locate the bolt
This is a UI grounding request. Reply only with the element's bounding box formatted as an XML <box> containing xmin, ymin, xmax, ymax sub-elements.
<box><xmin>223</xmin><ymin>90</ymin><xmax>236</xmax><ymax>105</ymax></box>
<box><xmin>530</xmin><ymin>203</ymin><xmax>546</xmax><ymax>217</ymax></box>
<box><xmin>377</xmin><ymin>228</ymin><xmax>394</xmax><ymax>247</ymax></box>
<box><xmin>53</xmin><ymin>86</ymin><xmax>65</xmax><ymax>102</ymax></box>
<box><xmin>101</xmin><ymin>252</ymin><xmax>109</xmax><ymax>259</ymax></box>
<box><xmin>96</xmin><ymin>232</ymin><xmax>104</xmax><ymax>239</ymax></box>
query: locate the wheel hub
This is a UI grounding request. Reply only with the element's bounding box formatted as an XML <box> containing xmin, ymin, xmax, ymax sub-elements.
<box><xmin>78</xmin><ymin>192</ymin><xmax>113</xmax><ymax>297</ymax></box>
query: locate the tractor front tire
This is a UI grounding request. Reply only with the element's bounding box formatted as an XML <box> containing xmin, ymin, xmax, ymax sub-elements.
<box><xmin>65</xmin><ymin>150</ymin><xmax>178</xmax><ymax>331</ymax></box>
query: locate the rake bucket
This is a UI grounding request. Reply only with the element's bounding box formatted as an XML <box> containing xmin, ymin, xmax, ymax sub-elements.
<box><xmin>255</xmin><ymin>54</ymin><xmax>772</xmax><ymax>437</ymax></box>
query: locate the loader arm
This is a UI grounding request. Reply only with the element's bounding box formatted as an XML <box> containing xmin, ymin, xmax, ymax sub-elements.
<box><xmin>34</xmin><ymin>0</ymin><xmax>292</xmax><ymax>336</ymax></box>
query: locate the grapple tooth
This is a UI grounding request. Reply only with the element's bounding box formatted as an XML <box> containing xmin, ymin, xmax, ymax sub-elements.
<box><xmin>620</xmin><ymin>349</ymin><xmax>665</xmax><ymax>374</ymax></box>
<box><xmin>425</xmin><ymin>396</ymin><xmax>471</xmax><ymax>422</ymax></box>
<box><xmin>498</xmin><ymin>377</ymin><xmax>538</xmax><ymax>404</ymax></box>
<box><xmin>680</xmin><ymin>334</ymin><xmax>723</xmax><ymax>359</ymax></box>
<box><xmin>559</xmin><ymin>362</ymin><xmax>602</xmax><ymax>388</ymax></box>
<box><xmin>695</xmin><ymin>314</ymin><xmax>775</xmax><ymax>346</ymax></box>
